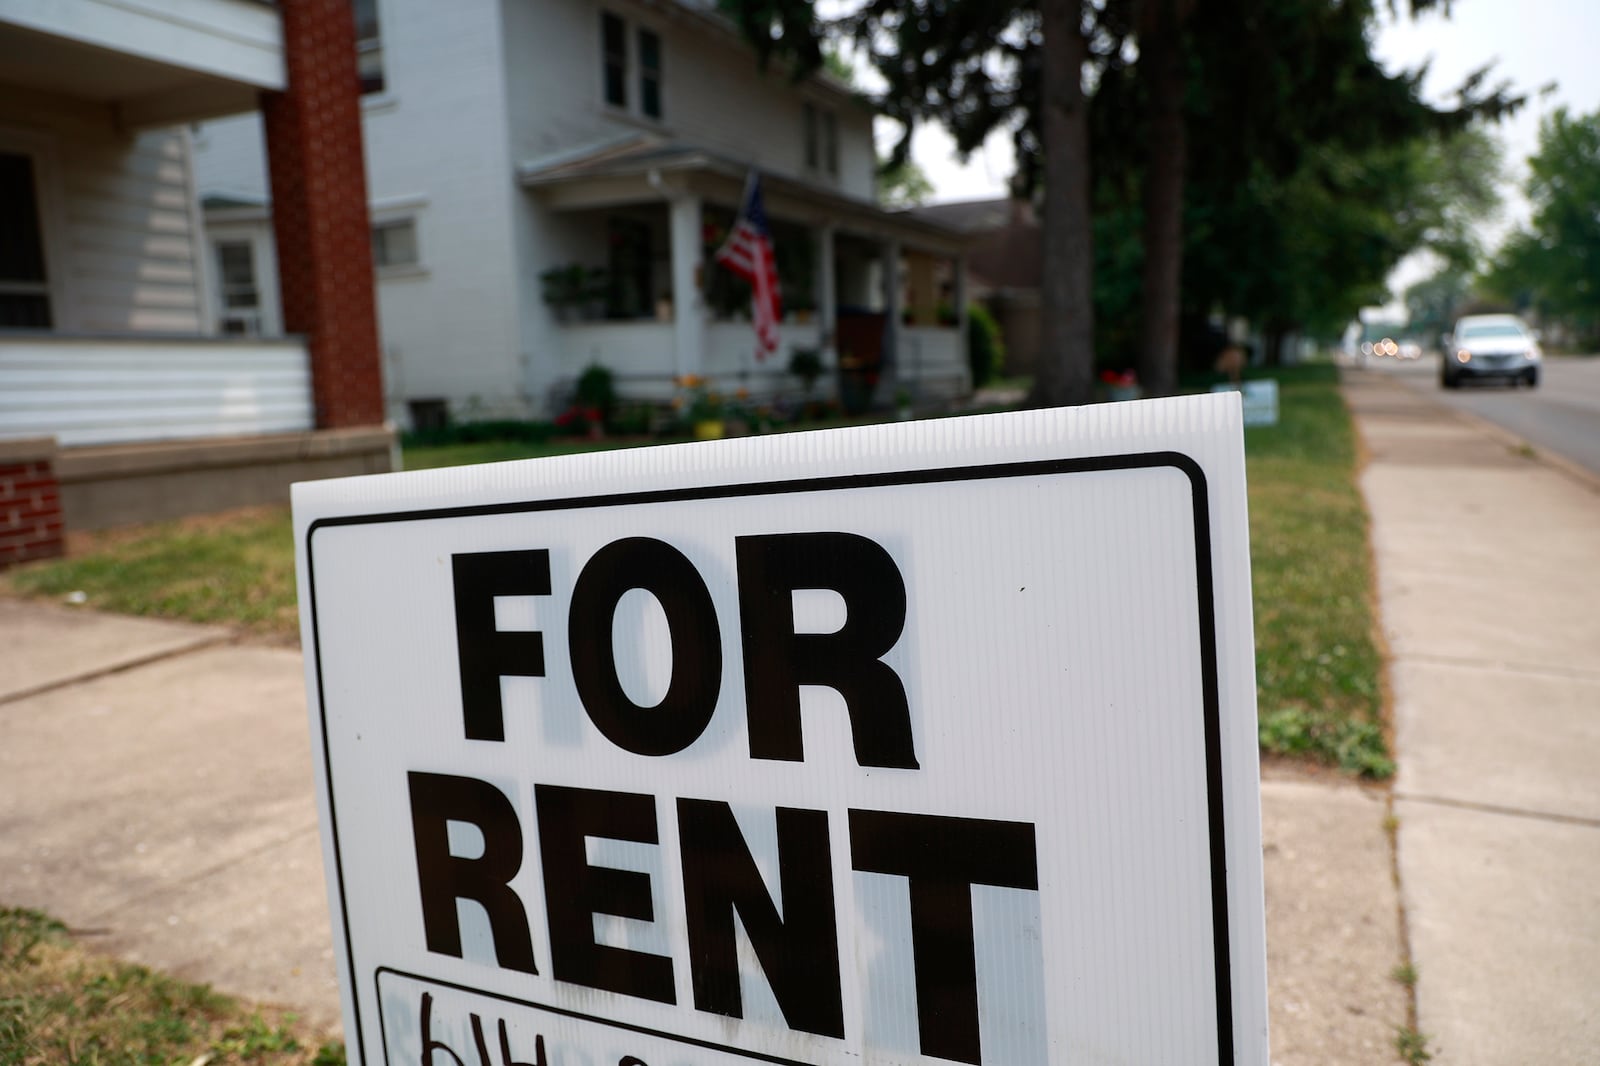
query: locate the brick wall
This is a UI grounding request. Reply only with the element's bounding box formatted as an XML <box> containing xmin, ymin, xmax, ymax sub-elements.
<box><xmin>262</xmin><ymin>0</ymin><xmax>386</xmax><ymax>429</ymax></box>
<box><xmin>0</xmin><ymin>440</ymin><xmax>64</xmax><ymax>570</ymax></box>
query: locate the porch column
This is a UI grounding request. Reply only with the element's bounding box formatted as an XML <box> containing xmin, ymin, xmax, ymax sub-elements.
<box><xmin>816</xmin><ymin>223</ymin><xmax>837</xmax><ymax>362</ymax></box>
<box><xmin>669</xmin><ymin>195</ymin><xmax>704</xmax><ymax>382</ymax></box>
<box><xmin>261</xmin><ymin>0</ymin><xmax>385</xmax><ymax>429</ymax></box>
<box><xmin>881</xmin><ymin>239</ymin><xmax>902</xmax><ymax>391</ymax></box>
<box><xmin>954</xmin><ymin>253</ymin><xmax>971</xmax><ymax>389</ymax></box>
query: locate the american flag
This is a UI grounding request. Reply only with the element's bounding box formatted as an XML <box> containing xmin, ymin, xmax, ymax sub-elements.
<box><xmin>714</xmin><ymin>173</ymin><xmax>782</xmax><ymax>359</ymax></box>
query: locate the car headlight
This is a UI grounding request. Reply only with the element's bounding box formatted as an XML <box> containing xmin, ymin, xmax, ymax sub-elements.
<box><xmin>1456</xmin><ymin>350</ymin><xmax>1472</xmax><ymax>363</ymax></box>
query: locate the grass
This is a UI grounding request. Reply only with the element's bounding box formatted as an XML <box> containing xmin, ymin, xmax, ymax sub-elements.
<box><xmin>1395</xmin><ymin>1026</ymin><xmax>1433</xmax><ymax>1064</ymax></box>
<box><xmin>2</xmin><ymin>364</ymin><xmax>1388</xmax><ymax>775</ymax></box>
<box><xmin>0</xmin><ymin>506</ymin><xmax>298</xmax><ymax>641</ymax></box>
<box><xmin>0</xmin><ymin>906</ymin><xmax>343</xmax><ymax>1066</ymax></box>
<box><xmin>1241</xmin><ymin>364</ymin><xmax>1391</xmax><ymax>777</ymax></box>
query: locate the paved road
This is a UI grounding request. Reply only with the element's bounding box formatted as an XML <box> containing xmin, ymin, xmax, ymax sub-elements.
<box><xmin>1374</xmin><ymin>354</ymin><xmax>1600</xmax><ymax>477</ymax></box>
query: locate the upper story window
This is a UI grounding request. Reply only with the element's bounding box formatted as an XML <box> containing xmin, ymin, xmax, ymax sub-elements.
<box><xmin>602</xmin><ymin>12</ymin><xmax>628</xmax><ymax>108</ymax></box>
<box><xmin>354</xmin><ymin>0</ymin><xmax>384</xmax><ymax>95</ymax></box>
<box><xmin>638</xmin><ymin>28</ymin><xmax>662</xmax><ymax>120</ymax></box>
<box><xmin>601</xmin><ymin>11</ymin><xmax>664</xmax><ymax>121</ymax></box>
<box><xmin>804</xmin><ymin>103</ymin><xmax>839</xmax><ymax>177</ymax></box>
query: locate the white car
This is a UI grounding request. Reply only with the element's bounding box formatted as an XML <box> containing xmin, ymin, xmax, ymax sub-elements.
<box><xmin>1442</xmin><ymin>315</ymin><xmax>1541</xmax><ymax>389</ymax></box>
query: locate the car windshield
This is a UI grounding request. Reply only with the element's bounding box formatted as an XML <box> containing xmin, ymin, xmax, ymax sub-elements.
<box><xmin>1460</xmin><ymin>324</ymin><xmax>1524</xmax><ymax>340</ymax></box>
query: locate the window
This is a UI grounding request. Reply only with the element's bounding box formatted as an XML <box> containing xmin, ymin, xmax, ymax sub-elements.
<box><xmin>803</xmin><ymin>103</ymin><xmax>819</xmax><ymax>170</ymax></box>
<box><xmin>606</xmin><ymin>216</ymin><xmax>653</xmax><ymax>319</ymax></box>
<box><xmin>638</xmin><ymin>28</ymin><xmax>662</xmax><ymax>119</ymax></box>
<box><xmin>354</xmin><ymin>0</ymin><xmax>384</xmax><ymax>95</ymax></box>
<box><xmin>803</xmin><ymin>104</ymin><xmax>838</xmax><ymax>177</ymax></box>
<box><xmin>0</xmin><ymin>151</ymin><xmax>52</xmax><ymax>329</ymax></box>
<box><xmin>214</xmin><ymin>240</ymin><xmax>261</xmax><ymax>335</ymax></box>
<box><xmin>602</xmin><ymin>12</ymin><xmax>627</xmax><ymax>108</ymax></box>
<box><xmin>601</xmin><ymin>12</ymin><xmax>664</xmax><ymax>121</ymax></box>
<box><xmin>371</xmin><ymin>218</ymin><xmax>419</xmax><ymax>270</ymax></box>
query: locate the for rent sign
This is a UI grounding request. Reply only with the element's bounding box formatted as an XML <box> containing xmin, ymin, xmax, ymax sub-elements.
<box><xmin>293</xmin><ymin>395</ymin><xmax>1269</xmax><ymax>1066</ymax></box>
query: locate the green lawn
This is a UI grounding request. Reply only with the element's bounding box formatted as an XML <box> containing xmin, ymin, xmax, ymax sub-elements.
<box><xmin>0</xmin><ymin>907</ymin><xmax>343</xmax><ymax>1066</ymax></box>
<box><xmin>1240</xmin><ymin>365</ymin><xmax>1390</xmax><ymax>776</ymax></box>
<box><xmin>1</xmin><ymin>364</ymin><xmax>1389</xmax><ymax>774</ymax></box>
<box><xmin>1</xmin><ymin>506</ymin><xmax>299</xmax><ymax>641</ymax></box>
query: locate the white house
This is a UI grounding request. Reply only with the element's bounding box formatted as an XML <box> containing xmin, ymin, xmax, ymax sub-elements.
<box><xmin>193</xmin><ymin>0</ymin><xmax>972</xmax><ymax>430</ymax></box>
<box><xmin>0</xmin><ymin>0</ymin><xmax>392</xmax><ymax>544</ymax></box>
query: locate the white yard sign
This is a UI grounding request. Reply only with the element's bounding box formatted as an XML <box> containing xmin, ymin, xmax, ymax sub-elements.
<box><xmin>294</xmin><ymin>395</ymin><xmax>1269</xmax><ymax>1066</ymax></box>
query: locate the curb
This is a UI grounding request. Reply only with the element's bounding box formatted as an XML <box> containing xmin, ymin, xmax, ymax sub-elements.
<box><xmin>1355</xmin><ymin>365</ymin><xmax>1600</xmax><ymax>497</ymax></box>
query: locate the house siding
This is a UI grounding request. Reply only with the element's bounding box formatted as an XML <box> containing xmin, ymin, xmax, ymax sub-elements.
<box><xmin>501</xmin><ymin>0</ymin><xmax>875</xmax><ymax>197</ymax></box>
<box><xmin>500</xmin><ymin>0</ymin><xmax>879</xmax><ymax>410</ymax></box>
<box><xmin>0</xmin><ymin>87</ymin><xmax>205</xmax><ymax>334</ymax></box>
<box><xmin>193</xmin><ymin>0</ymin><xmax>527</xmax><ymax>423</ymax></box>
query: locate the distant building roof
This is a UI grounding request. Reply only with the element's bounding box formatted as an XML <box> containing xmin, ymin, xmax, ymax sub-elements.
<box><xmin>908</xmin><ymin>197</ymin><xmax>1040</xmax><ymax>292</ymax></box>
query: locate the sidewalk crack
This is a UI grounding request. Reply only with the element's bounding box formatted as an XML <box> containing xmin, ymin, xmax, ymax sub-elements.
<box><xmin>1395</xmin><ymin>792</ymin><xmax>1600</xmax><ymax>830</ymax></box>
<box><xmin>0</xmin><ymin>633</ymin><xmax>235</xmax><ymax>708</ymax></box>
<box><xmin>1396</xmin><ymin>652</ymin><xmax>1600</xmax><ymax>684</ymax></box>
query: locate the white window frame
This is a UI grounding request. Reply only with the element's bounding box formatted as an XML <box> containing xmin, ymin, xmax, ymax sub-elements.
<box><xmin>354</xmin><ymin>0</ymin><xmax>385</xmax><ymax>96</ymax></box>
<box><xmin>213</xmin><ymin>238</ymin><xmax>263</xmax><ymax>336</ymax></box>
<box><xmin>0</xmin><ymin>127</ymin><xmax>73</xmax><ymax>331</ymax></box>
<box><xmin>370</xmin><ymin>205</ymin><xmax>426</xmax><ymax>280</ymax></box>
<box><xmin>599</xmin><ymin>10</ymin><xmax>667</xmax><ymax>127</ymax></box>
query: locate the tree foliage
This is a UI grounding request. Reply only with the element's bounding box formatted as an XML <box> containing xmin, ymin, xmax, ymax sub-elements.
<box><xmin>721</xmin><ymin>0</ymin><xmax>1524</xmax><ymax>380</ymax></box>
<box><xmin>1484</xmin><ymin>107</ymin><xmax>1600</xmax><ymax>346</ymax></box>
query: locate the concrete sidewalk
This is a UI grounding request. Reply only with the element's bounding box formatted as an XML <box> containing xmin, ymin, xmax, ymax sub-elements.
<box><xmin>38</xmin><ymin>373</ymin><xmax>1599</xmax><ymax>1057</ymax></box>
<box><xmin>1347</xmin><ymin>369</ymin><xmax>1600</xmax><ymax>1064</ymax></box>
<box><xmin>0</xmin><ymin>602</ymin><xmax>342</xmax><ymax>1034</ymax></box>
<box><xmin>0</xmin><ymin>607</ymin><xmax>1409</xmax><ymax>1058</ymax></box>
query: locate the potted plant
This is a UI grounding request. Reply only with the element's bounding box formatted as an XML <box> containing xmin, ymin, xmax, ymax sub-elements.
<box><xmin>675</xmin><ymin>375</ymin><xmax>725</xmax><ymax>440</ymax></box>
<box><xmin>788</xmin><ymin>346</ymin><xmax>825</xmax><ymax>401</ymax></box>
<box><xmin>1100</xmin><ymin>368</ymin><xmax>1141</xmax><ymax>402</ymax></box>
<box><xmin>894</xmin><ymin>387</ymin><xmax>913</xmax><ymax>420</ymax></box>
<box><xmin>574</xmin><ymin>364</ymin><xmax>616</xmax><ymax>437</ymax></box>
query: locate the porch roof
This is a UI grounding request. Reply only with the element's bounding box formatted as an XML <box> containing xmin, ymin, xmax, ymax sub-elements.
<box><xmin>0</xmin><ymin>0</ymin><xmax>283</xmax><ymax>127</ymax></box>
<box><xmin>517</xmin><ymin>136</ymin><xmax>970</xmax><ymax>257</ymax></box>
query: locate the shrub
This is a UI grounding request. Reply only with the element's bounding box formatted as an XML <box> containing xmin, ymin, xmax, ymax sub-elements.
<box><xmin>967</xmin><ymin>303</ymin><xmax>1005</xmax><ymax>387</ymax></box>
<box><xmin>575</xmin><ymin>364</ymin><xmax>617</xmax><ymax>420</ymax></box>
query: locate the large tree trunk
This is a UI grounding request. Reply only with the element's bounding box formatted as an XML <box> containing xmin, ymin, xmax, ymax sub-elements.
<box><xmin>1030</xmin><ymin>0</ymin><xmax>1095</xmax><ymax>408</ymax></box>
<box><xmin>1135</xmin><ymin>0</ymin><xmax>1188</xmax><ymax>398</ymax></box>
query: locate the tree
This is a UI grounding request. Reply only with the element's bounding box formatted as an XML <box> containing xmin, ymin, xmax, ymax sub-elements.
<box><xmin>726</xmin><ymin>0</ymin><xmax>1521</xmax><ymax>391</ymax></box>
<box><xmin>1484</xmin><ymin>108</ymin><xmax>1600</xmax><ymax>347</ymax></box>
<box><xmin>876</xmin><ymin>157</ymin><xmax>935</xmax><ymax>206</ymax></box>
<box><xmin>726</xmin><ymin>0</ymin><xmax>1105</xmax><ymax>406</ymax></box>
<box><xmin>1132</xmin><ymin>0</ymin><xmax>1193</xmax><ymax>397</ymax></box>
<box><xmin>1404</xmin><ymin>267</ymin><xmax>1473</xmax><ymax>344</ymax></box>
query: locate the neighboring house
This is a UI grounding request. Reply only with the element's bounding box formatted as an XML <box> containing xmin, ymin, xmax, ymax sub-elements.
<box><xmin>909</xmin><ymin>197</ymin><xmax>1041</xmax><ymax>378</ymax></box>
<box><xmin>193</xmin><ymin>0</ymin><xmax>972</xmax><ymax>430</ymax></box>
<box><xmin>0</xmin><ymin>0</ymin><xmax>391</xmax><ymax>560</ymax></box>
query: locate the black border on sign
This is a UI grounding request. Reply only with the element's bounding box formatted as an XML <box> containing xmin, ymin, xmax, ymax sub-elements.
<box><xmin>304</xmin><ymin>451</ymin><xmax>1234</xmax><ymax>1066</ymax></box>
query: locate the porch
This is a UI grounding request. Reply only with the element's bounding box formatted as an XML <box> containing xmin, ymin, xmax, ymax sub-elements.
<box><xmin>521</xmin><ymin>138</ymin><xmax>972</xmax><ymax>413</ymax></box>
<box><xmin>0</xmin><ymin>0</ymin><xmax>389</xmax><ymax>546</ymax></box>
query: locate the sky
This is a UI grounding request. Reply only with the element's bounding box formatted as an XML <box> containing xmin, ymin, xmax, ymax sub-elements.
<box><xmin>876</xmin><ymin>0</ymin><xmax>1600</xmax><ymax>300</ymax></box>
